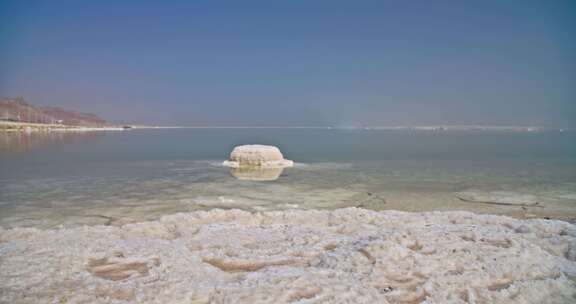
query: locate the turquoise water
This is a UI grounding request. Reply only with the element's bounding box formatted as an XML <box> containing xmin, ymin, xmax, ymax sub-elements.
<box><xmin>1</xmin><ymin>128</ymin><xmax>575</xmax><ymax>228</ymax></box>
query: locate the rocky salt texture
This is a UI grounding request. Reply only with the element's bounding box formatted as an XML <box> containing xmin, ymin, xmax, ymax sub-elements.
<box><xmin>223</xmin><ymin>145</ymin><xmax>294</xmax><ymax>168</ymax></box>
<box><xmin>1</xmin><ymin>208</ymin><xmax>576</xmax><ymax>303</ymax></box>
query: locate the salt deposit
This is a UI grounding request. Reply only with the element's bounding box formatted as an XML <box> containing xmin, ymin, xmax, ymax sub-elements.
<box><xmin>223</xmin><ymin>145</ymin><xmax>294</xmax><ymax>168</ymax></box>
<box><xmin>1</xmin><ymin>208</ymin><xmax>575</xmax><ymax>303</ymax></box>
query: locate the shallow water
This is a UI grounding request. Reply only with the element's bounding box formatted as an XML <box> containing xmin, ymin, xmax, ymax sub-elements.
<box><xmin>1</xmin><ymin>128</ymin><xmax>575</xmax><ymax>228</ymax></box>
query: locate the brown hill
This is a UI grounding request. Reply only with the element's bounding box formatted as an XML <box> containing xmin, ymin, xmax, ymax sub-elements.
<box><xmin>40</xmin><ymin>106</ymin><xmax>106</xmax><ymax>126</ymax></box>
<box><xmin>0</xmin><ymin>97</ymin><xmax>106</xmax><ymax>126</ymax></box>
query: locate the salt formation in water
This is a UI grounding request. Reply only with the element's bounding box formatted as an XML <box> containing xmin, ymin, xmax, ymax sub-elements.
<box><xmin>1</xmin><ymin>208</ymin><xmax>575</xmax><ymax>303</ymax></box>
<box><xmin>223</xmin><ymin>145</ymin><xmax>294</xmax><ymax>168</ymax></box>
<box><xmin>223</xmin><ymin>145</ymin><xmax>293</xmax><ymax>181</ymax></box>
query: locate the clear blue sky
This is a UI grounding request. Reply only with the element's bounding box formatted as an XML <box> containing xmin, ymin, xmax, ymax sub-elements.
<box><xmin>1</xmin><ymin>0</ymin><xmax>574</xmax><ymax>127</ymax></box>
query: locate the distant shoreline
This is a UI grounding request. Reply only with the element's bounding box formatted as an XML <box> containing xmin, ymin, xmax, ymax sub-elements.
<box><xmin>133</xmin><ymin>125</ymin><xmax>569</xmax><ymax>132</ymax></box>
<box><xmin>0</xmin><ymin>121</ymin><xmax>125</xmax><ymax>132</ymax></box>
<box><xmin>1</xmin><ymin>121</ymin><xmax>571</xmax><ymax>133</ymax></box>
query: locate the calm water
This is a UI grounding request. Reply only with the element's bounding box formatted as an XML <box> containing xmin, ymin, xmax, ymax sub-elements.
<box><xmin>1</xmin><ymin>128</ymin><xmax>575</xmax><ymax>228</ymax></box>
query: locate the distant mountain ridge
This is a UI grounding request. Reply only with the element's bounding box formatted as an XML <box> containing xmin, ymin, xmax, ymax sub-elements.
<box><xmin>0</xmin><ymin>97</ymin><xmax>106</xmax><ymax>126</ymax></box>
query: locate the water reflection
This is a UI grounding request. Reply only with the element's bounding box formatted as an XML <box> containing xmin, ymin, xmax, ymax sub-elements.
<box><xmin>0</xmin><ymin>131</ymin><xmax>105</xmax><ymax>154</ymax></box>
<box><xmin>229</xmin><ymin>166</ymin><xmax>286</xmax><ymax>181</ymax></box>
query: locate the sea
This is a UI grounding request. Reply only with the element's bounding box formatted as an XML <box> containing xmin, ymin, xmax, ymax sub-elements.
<box><xmin>1</xmin><ymin>128</ymin><xmax>575</xmax><ymax>228</ymax></box>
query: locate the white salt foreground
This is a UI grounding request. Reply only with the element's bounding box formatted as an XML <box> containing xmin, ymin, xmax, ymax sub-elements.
<box><xmin>1</xmin><ymin>208</ymin><xmax>576</xmax><ymax>303</ymax></box>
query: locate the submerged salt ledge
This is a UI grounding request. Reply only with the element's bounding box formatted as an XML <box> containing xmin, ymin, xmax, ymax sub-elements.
<box><xmin>1</xmin><ymin>208</ymin><xmax>575</xmax><ymax>303</ymax></box>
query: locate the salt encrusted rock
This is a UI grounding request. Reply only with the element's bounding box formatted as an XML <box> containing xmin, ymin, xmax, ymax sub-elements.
<box><xmin>223</xmin><ymin>145</ymin><xmax>294</xmax><ymax>168</ymax></box>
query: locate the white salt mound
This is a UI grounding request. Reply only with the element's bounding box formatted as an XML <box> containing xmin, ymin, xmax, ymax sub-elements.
<box><xmin>223</xmin><ymin>145</ymin><xmax>294</xmax><ymax>168</ymax></box>
<box><xmin>1</xmin><ymin>208</ymin><xmax>576</xmax><ymax>303</ymax></box>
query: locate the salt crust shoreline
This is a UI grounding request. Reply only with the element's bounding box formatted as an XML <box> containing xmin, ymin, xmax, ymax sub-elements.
<box><xmin>1</xmin><ymin>208</ymin><xmax>576</xmax><ymax>303</ymax></box>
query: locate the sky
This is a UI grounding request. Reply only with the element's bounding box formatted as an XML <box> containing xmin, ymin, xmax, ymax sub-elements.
<box><xmin>1</xmin><ymin>0</ymin><xmax>575</xmax><ymax>127</ymax></box>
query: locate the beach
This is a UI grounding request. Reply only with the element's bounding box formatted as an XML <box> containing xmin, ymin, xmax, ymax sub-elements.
<box><xmin>1</xmin><ymin>208</ymin><xmax>575</xmax><ymax>303</ymax></box>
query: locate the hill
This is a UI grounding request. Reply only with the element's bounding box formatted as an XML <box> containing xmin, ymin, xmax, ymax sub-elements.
<box><xmin>0</xmin><ymin>97</ymin><xmax>106</xmax><ymax>127</ymax></box>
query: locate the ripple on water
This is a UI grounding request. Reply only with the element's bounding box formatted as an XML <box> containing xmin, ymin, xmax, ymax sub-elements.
<box><xmin>1</xmin><ymin>161</ymin><xmax>576</xmax><ymax>228</ymax></box>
